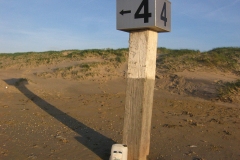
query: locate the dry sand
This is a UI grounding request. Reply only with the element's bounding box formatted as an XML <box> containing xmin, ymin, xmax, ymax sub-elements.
<box><xmin>0</xmin><ymin>58</ymin><xmax>239</xmax><ymax>160</ymax></box>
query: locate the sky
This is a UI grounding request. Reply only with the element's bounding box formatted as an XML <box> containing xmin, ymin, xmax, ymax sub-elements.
<box><xmin>0</xmin><ymin>0</ymin><xmax>240</xmax><ymax>53</ymax></box>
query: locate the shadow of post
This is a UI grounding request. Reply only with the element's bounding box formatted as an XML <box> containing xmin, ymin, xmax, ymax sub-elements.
<box><xmin>4</xmin><ymin>78</ymin><xmax>115</xmax><ymax>160</ymax></box>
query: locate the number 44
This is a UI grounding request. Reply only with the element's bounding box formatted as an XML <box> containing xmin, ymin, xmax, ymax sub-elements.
<box><xmin>134</xmin><ymin>0</ymin><xmax>168</xmax><ymax>26</ymax></box>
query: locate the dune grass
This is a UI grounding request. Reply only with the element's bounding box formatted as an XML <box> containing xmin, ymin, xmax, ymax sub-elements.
<box><xmin>0</xmin><ymin>48</ymin><xmax>128</xmax><ymax>68</ymax></box>
<box><xmin>34</xmin><ymin>60</ymin><xmax>120</xmax><ymax>80</ymax></box>
<box><xmin>157</xmin><ymin>47</ymin><xmax>240</xmax><ymax>74</ymax></box>
<box><xmin>1</xmin><ymin>47</ymin><xmax>239</xmax><ymax>74</ymax></box>
<box><xmin>218</xmin><ymin>79</ymin><xmax>240</xmax><ymax>102</ymax></box>
<box><xmin>1</xmin><ymin>47</ymin><xmax>239</xmax><ymax>102</ymax></box>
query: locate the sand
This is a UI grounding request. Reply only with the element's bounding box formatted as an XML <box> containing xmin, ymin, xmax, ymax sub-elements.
<box><xmin>0</xmin><ymin>57</ymin><xmax>239</xmax><ymax>160</ymax></box>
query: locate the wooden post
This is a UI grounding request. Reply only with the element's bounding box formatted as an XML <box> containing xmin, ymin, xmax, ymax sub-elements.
<box><xmin>123</xmin><ymin>30</ymin><xmax>158</xmax><ymax>160</ymax></box>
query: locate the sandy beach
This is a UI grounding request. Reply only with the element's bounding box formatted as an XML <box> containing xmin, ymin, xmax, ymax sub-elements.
<box><xmin>0</xmin><ymin>49</ymin><xmax>239</xmax><ymax>160</ymax></box>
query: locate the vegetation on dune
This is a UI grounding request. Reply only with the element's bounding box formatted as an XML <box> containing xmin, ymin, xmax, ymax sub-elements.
<box><xmin>200</xmin><ymin>47</ymin><xmax>240</xmax><ymax>73</ymax></box>
<box><xmin>66</xmin><ymin>48</ymin><xmax>127</xmax><ymax>58</ymax></box>
<box><xmin>65</xmin><ymin>48</ymin><xmax>128</xmax><ymax>63</ymax></box>
<box><xmin>1</xmin><ymin>47</ymin><xmax>239</xmax><ymax>74</ymax></box>
<box><xmin>157</xmin><ymin>47</ymin><xmax>240</xmax><ymax>74</ymax></box>
<box><xmin>1</xmin><ymin>47</ymin><xmax>239</xmax><ymax>102</ymax></box>
<box><xmin>34</xmin><ymin>61</ymin><xmax>121</xmax><ymax>80</ymax></box>
<box><xmin>0</xmin><ymin>48</ymin><xmax>128</xmax><ymax>68</ymax></box>
<box><xmin>156</xmin><ymin>47</ymin><xmax>240</xmax><ymax>103</ymax></box>
<box><xmin>157</xmin><ymin>48</ymin><xmax>203</xmax><ymax>72</ymax></box>
<box><xmin>0</xmin><ymin>51</ymin><xmax>62</xmax><ymax>67</ymax></box>
<box><xmin>0</xmin><ymin>49</ymin><xmax>127</xmax><ymax>80</ymax></box>
<box><xmin>157</xmin><ymin>47</ymin><xmax>200</xmax><ymax>56</ymax></box>
<box><xmin>218</xmin><ymin>79</ymin><xmax>240</xmax><ymax>102</ymax></box>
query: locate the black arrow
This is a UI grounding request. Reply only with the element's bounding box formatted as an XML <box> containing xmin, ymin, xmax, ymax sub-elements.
<box><xmin>120</xmin><ymin>10</ymin><xmax>131</xmax><ymax>15</ymax></box>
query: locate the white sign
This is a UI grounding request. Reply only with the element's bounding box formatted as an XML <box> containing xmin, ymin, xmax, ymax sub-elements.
<box><xmin>117</xmin><ymin>0</ymin><xmax>171</xmax><ymax>32</ymax></box>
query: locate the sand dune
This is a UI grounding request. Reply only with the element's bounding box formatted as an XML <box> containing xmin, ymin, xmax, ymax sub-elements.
<box><xmin>0</xmin><ymin>48</ymin><xmax>239</xmax><ymax>159</ymax></box>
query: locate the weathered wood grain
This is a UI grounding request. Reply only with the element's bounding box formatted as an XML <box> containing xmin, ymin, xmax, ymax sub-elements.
<box><xmin>123</xmin><ymin>30</ymin><xmax>158</xmax><ymax>160</ymax></box>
